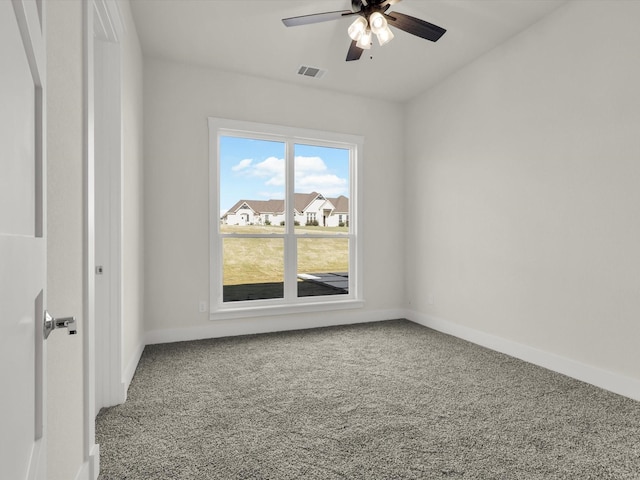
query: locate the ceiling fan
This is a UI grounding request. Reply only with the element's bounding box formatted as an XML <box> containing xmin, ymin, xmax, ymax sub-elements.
<box><xmin>282</xmin><ymin>0</ymin><xmax>446</xmax><ymax>62</ymax></box>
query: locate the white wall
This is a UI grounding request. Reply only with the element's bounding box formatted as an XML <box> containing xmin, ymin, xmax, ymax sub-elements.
<box><xmin>46</xmin><ymin>1</ymin><xmax>85</xmax><ymax>478</ymax></box>
<box><xmin>405</xmin><ymin>0</ymin><xmax>640</xmax><ymax>396</ymax></box>
<box><xmin>119</xmin><ymin>0</ymin><xmax>146</xmax><ymax>385</ymax></box>
<box><xmin>144</xmin><ymin>58</ymin><xmax>405</xmax><ymax>340</ymax></box>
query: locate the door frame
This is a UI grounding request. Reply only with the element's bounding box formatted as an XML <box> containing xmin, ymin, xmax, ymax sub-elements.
<box><xmin>83</xmin><ymin>0</ymin><xmax>98</xmax><ymax>477</ymax></box>
<box><xmin>83</xmin><ymin>0</ymin><xmax>124</xmax><ymax>477</ymax></box>
<box><xmin>92</xmin><ymin>0</ymin><xmax>125</xmax><ymax>412</ymax></box>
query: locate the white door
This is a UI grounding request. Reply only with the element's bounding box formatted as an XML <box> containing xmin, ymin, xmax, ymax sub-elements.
<box><xmin>0</xmin><ymin>1</ymin><xmax>48</xmax><ymax>478</ymax></box>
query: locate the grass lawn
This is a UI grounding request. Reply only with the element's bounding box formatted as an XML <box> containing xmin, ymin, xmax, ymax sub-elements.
<box><xmin>221</xmin><ymin>225</ymin><xmax>348</xmax><ymax>285</ymax></box>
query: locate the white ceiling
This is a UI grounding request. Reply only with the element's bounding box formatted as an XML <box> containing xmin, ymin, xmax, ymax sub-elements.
<box><xmin>130</xmin><ymin>0</ymin><xmax>567</xmax><ymax>103</ymax></box>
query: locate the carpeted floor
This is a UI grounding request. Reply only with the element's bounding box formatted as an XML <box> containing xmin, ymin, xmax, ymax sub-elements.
<box><xmin>96</xmin><ymin>319</ymin><xmax>640</xmax><ymax>479</ymax></box>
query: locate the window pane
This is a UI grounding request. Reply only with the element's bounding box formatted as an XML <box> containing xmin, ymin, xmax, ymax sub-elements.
<box><xmin>219</xmin><ymin>136</ymin><xmax>285</xmax><ymax>232</ymax></box>
<box><xmin>297</xmin><ymin>238</ymin><xmax>349</xmax><ymax>297</ymax></box>
<box><xmin>294</xmin><ymin>144</ymin><xmax>350</xmax><ymax>234</ymax></box>
<box><xmin>223</xmin><ymin>237</ymin><xmax>284</xmax><ymax>302</ymax></box>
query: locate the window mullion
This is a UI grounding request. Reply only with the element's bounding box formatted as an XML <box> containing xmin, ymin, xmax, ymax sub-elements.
<box><xmin>214</xmin><ymin>133</ymin><xmax>223</xmax><ymax>309</ymax></box>
<box><xmin>284</xmin><ymin>139</ymin><xmax>297</xmax><ymax>301</ymax></box>
<box><xmin>351</xmin><ymin>144</ymin><xmax>361</xmax><ymax>299</ymax></box>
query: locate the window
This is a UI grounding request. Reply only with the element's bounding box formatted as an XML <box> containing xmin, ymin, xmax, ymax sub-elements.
<box><xmin>209</xmin><ymin>118</ymin><xmax>363</xmax><ymax>318</ymax></box>
<box><xmin>306</xmin><ymin>212</ymin><xmax>316</xmax><ymax>225</ymax></box>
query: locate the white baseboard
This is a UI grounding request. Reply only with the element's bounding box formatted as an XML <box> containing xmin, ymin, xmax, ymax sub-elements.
<box><xmin>122</xmin><ymin>341</ymin><xmax>145</xmax><ymax>401</ymax></box>
<box><xmin>145</xmin><ymin>308</ymin><xmax>406</xmax><ymax>345</ymax></box>
<box><xmin>406</xmin><ymin>309</ymin><xmax>640</xmax><ymax>402</ymax></box>
<box><xmin>126</xmin><ymin>307</ymin><xmax>640</xmax><ymax>401</ymax></box>
<box><xmin>73</xmin><ymin>443</ymin><xmax>100</xmax><ymax>480</ymax></box>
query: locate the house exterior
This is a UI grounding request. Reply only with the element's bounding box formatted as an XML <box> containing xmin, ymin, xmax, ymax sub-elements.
<box><xmin>222</xmin><ymin>192</ymin><xmax>349</xmax><ymax>227</ymax></box>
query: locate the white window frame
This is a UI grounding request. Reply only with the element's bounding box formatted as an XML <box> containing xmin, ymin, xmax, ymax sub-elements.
<box><xmin>209</xmin><ymin>117</ymin><xmax>364</xmax><ymax>320</ymax></box>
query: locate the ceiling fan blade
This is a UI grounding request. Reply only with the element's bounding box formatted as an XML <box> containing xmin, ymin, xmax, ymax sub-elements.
<box><xmin>384</xmin><ymin>11</ymin><xmax>446</xmax><ymax>42</ymax></box>
<box><xmin>380</xmin><ymin>0</ymin><xmax>402</xmax><ymax>6</ymax></box>
<box><xmin>282</xmin><ymin>10</ymin><xmax>355</xmax><ymax>27</ymax></box>
<box><xmin>346</xmin><ymin>40</ymin><xmax>365</xmax><ymax>61</ymax></box>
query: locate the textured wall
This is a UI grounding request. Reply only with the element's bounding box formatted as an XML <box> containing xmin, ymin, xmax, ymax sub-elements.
<box><xmin>120</xmin><ymin>0</ymin><xmax>146</xmax><ymax>381</ymax></box>
<box><xmin>143</xmin><ymin>58</ymin><xmax>405</xmax><ymax>337</ymax></box>
<box><xmin>405</xmin><ymin>0</ymin><xmax>640</xmax><ymax>381</ymax></box>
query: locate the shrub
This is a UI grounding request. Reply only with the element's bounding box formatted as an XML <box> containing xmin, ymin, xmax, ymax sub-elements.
<box><xmin>294</xmin><ymin>221</ymin><xmax>300</xmax><ymax>226</ymax></box>
<box><xmin>265</xmin><ymin>220</ymin><xmax>271</xmax><ymax>225</ymax></box>
<box><xmin>338</xmin><ymin>221</ymin><xmax>345</xmax><ymax>227</ymax></box>
<box><xmin>280</xmin><ymin>221</ymin><xmax>285</xmax><ymax>226</ymax></box>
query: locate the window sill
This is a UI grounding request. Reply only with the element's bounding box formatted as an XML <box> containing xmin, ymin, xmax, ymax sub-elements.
<box><xmin>210</xmin><ymin>298</ymin><xmax>365</xmax><ymax>321</ymax></box>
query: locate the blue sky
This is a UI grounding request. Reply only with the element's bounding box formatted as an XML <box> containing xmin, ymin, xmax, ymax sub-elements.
<box><xmin>219</xmin><ymin>136</ymin><xmax>350</xmax><ymax>213</ymax></box>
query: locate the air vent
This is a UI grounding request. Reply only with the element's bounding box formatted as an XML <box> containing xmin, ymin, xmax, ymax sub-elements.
<box><xmin>297</xmin><ymin>65</ymin><xmax>326</xmax><ymax>79</ymax></box>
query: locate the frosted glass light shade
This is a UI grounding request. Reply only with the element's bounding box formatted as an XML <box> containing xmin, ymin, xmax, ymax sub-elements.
<box><xmin>356</xmin><ymin>28</ymin><xmax>372</xmax><ymax>49</ymax></box>
<box><xmin>369</xmin><ymin>12</ymin><xmax>387</xmax><ymax>35</ymax></box>
<box><xmin>348</xmin><ymin>16</ymin><xmax>368</xmax><ymax>41</ymax></box>
<box><xmin>376</xmin><ymin>25</ymin><xmax>394</xmax><ymax>46</ymax></box>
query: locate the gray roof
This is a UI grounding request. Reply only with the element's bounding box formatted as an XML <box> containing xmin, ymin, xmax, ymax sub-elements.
<box><xmin>327</xmin><ymin>195</ymin><xmax>349</xmax><ymax>214</ymax></box>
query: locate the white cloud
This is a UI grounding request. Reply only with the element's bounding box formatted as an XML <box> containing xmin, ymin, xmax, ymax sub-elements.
<box><xmin>231</xmin><ymin>158</ymin><xmax>253</xmax><ymax>171</ymax></box>
<box><xmin>295</xmin><ymin>156</ymin><xmax>327</xmax><ymax>173</ymax></box>
<box><xmin>231</xmin><ymin>156</ymin><xmax>285</xmax><ymax>185</ymax></box>
<box><xmin>295</xmin><ymin>156</ymin><xmax>347</xmax><ymax>196</ymax></box>
<box><xmin>232</xmin><ymin>155</ymin><xmax>347</xmax><ymax>197</ymax></box>
<box><xmin>254</xmin><ymin>156</ymin><xmax>284</xmax><ymax>176</ymax></box>
<box><xmin>255</xmin><ymin>157</ymin><xmax>285</xmax><ymax>185</ymax></box>
<box><xmin>295</xmin><ymin>174</ymin><xmax>348</xmax><ymax>197</ymax></box>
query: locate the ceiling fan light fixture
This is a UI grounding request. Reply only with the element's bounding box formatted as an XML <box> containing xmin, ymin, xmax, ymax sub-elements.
<box><xmin>282</xmin><ymin>1</ymin><xmax>447</xmax><ymax>62</ymax></box>
<box><xmin>375</xmin><ymin>25</ymin><xmax>394</xmax><ymax>46</ymax></box>
<box><xmin>347</xmin><ymin>16</ymin><xmax>368</xmax><ymax>41</ymax></box>
<box><xmin>356</xmin><ymin>28</ymin><xmax>372</xmax><ymax>49</ymax></box>
<box><xmin>368</xmin><ymin>12</ymin><xmax>387</xmax><ymax>35</ymax></box>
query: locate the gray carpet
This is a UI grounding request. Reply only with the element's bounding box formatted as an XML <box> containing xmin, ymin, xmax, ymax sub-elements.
<box><xmin>96</xmin><ymin>319</ymin><xmax>640</xmax><ymax>479</ymax></box>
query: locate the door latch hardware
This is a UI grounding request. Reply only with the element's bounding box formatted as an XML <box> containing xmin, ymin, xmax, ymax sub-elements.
<box><xmin>44</xmin><ymin>311</ymin><xmax>78</xmax><ymax>339</ymax></box>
